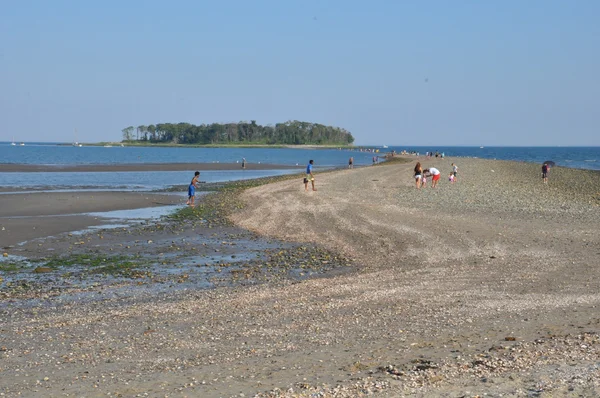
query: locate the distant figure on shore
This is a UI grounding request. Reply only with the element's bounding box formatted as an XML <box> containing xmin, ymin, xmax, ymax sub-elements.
<box><xmin>423</xmin><ymin>167</ymin><xmax>441</xmax><ymax>188</ymax></box>
<box><xmin>414</xmin><ymin>162</ymin><xmax>423</xmax><ymax>189</ymax></box>
<box><xmin>542</xmin><ymin>163</ymin><xmax>549</xmax><ymax>183</ymax></box>
<box><xmin>372</xmin><ymin>156</ymin><xmax>377</xmax><ymax>165</ymax></box>
<box><xmin>348</xmin><ymin>157</ymin><xmax>354</xmax><ymax>169</ymax></box>
<box><xmin>186</xmin><ymin>171</ymin><xmax>200</xmax><ymax>206</ymax></box>
<box><xmin>305</xmin><ymin>160</ymin><xmax>316</xmax><ymax>191</ymax></box>
<box><xmin>242</xmin><ymin>158</ymin><xmax>246</xmax><ymax>169</ymax></box>
<box><xmin>452</xmin><ymin>163</ymin><xmax>458</xmax><ymax>182</ymax></box>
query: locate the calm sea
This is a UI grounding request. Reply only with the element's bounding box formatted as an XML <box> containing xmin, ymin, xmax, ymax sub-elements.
<box><xmin>395</xmin><ymin>146</ymin><xmax>600</xmax><ymax>172</ymax></box>
<box><xmin>0</xmin><ymin>143</ymin><xmax>598</xmax><ymax>190</ymax></box>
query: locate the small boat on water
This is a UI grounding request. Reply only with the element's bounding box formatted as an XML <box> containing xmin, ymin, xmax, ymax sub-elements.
<box><xmin>19</xmin><ymin>142</ymin><xmax>25</xmax><ymax>146</ymax></box>
<box><xmin>11</xmin><ymin>136</ymin><xmax>16</xmax><ymax>146</ymax></box>
<box><xmin>382</xmin><ymin>145</ymin><xmax>388</xmax><ymax>149</ymax></box>
<box><xmin>72</xmin><ymin>129</ymin><xmax>82</xmax><ymax>146</ymax></box>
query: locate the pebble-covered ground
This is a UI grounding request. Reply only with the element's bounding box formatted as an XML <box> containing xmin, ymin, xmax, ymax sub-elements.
<box><xmin>1</xmin><ymin>156</ymin><xmax>599</xmax><ymax>397</ymax></box>
<box><xmin>231</xmin><ymin>156</ymin><xmax>600</xmax><ymax>397</ymax></box>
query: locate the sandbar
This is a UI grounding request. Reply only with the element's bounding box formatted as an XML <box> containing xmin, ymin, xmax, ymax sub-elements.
<box><xmin>1</xmin><ymin>157</ymin><xmax>600</xmax><ymax>396</ymax></box>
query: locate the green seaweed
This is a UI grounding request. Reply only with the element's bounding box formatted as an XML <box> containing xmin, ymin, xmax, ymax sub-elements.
<box><xmin>0</xmin><ymin>262</ymin><xmax>21</xmax><ymax>272</ymax></box>
<box><xmin>37</xmin><ymin>254</ymin><xmax>141</xmax><ymax>270</ymax></box>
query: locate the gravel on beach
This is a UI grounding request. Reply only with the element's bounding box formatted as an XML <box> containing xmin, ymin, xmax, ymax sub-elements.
<box><xmin>1</xmin><ymin>156</ymin><xmax>600</xmax><ymax>397</ymax></box>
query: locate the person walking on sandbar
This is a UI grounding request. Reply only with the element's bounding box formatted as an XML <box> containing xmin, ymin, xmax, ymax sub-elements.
<box><xmin>305</xmin><ymin>160</ymin><xmax>316</xmax><ymax>191</ymax></box>
<box><xmin>452</xmin><ymin>163</ymin><xmax>458</xmax><ymax>182</ymax></box>
<box><xmin>542</xmin><ymin>163</ymin><xmax>549</xmax><ymax>183</ymax></box>
<box><xmin>186</xmin><ymin>171</ymin><xmax>200</xmax><ymax>206</ymax></box>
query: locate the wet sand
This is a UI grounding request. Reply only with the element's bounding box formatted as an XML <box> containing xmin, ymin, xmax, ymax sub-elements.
<box><xmin>1</xmin><ymin>158</ymin><xmax>600</xmax><ymax>397</ymax></box>
<box><xmin>0</xmin><ymin>191</ymin><xmax>183</xmax><ymax>247</ymax></box>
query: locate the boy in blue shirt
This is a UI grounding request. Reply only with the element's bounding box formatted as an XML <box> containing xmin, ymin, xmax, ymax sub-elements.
<box><xmin>304</xmin><ymin>160</ymin><xmax>316</xmax><ymax>191</ymax></box>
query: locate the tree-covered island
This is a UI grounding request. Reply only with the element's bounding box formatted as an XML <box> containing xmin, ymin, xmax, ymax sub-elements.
<box><xmin>121</xmin><ymin>120</ymin><xmax>354</xmax><ymax>146</ymax></box>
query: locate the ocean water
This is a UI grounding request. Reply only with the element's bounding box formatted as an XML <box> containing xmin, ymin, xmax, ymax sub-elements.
<box><xmin>0</xmin><ymin>143</ymin><xmax>597</xmax><ymax>170</ymax></box>
<box><xmin>0</xmin><ymin>143</ymin><xmax>377</xmax><ymax>167</ymax></box>
<box><xmin>392</xmin><ymin>146</ymin><xmax>600</xmax><ymax>171</ymax></box>
<box><xmin>0</xmin><ymin>143</ymin><xmax>597</xmax><ymax>191</ymax></box>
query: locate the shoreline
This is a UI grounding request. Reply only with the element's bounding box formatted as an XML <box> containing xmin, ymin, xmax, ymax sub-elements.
<box><xmin>1</xmin><ymin>154</ymin><xmax>598</xmax><ymax>174</ymax></box>
<box><xmin>1</xmin><ymin>157</ymin><xmax>600</xmax><ymax>396</ymax></box>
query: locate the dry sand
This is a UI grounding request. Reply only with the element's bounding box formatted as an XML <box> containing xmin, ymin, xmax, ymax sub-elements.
<box><xmin>1</xmin><ymin>157</ymin><xmax>600</xmax><ymax>397</ymax></box>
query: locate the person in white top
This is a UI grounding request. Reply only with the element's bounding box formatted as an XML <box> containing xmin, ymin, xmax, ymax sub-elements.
<box><xmin>423</xmin><ymin>167</ymin><xmax>441</xmax><ymax>188</ymax></box>
<box><xmin>452</xmin><ymin>163</ymin><xmax>458</xmax><ymax>182</ymax></box>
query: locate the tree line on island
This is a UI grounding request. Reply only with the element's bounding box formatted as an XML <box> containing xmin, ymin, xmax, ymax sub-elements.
<box><xmin>121</xmin><ymin>120</ymin><xmax>354</xmax><ymax>145</ymax></box>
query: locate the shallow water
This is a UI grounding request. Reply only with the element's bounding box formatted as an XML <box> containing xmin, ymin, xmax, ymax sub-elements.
<box><xmin>0</xmin><ymin>169</ymin><xmax>300</xmax><ymax>190</ymax></box>
<box><xmin>86</xmin><ymin>204</ymin><xmax>183</xmax><ymax>221</ymax></box>
<box><xmin>0</xmin><ymin>234</ymin><xmax>332</xmax><ymax>310</ymax></box>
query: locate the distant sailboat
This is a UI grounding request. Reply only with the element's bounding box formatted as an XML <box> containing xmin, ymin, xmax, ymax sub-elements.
<box><xmin>72</xmin><ymin>129</ymin><xmax>82</xmax><ymax>147</ymax></box>
<box><xmin>382</xmin><ymin>145</ymin><xmax>388</xmax><ymax>149</ymax></box>
<box><xmin>11</xmin><ymin>136</ymin><xmax>16</xmax><ymax>146</ymax></box>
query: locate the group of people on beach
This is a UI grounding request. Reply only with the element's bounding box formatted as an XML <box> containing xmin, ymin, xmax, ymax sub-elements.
<box><xmin>186</xmin><ymin>158</ymin><xmax>318</xmax><ymax>206</ymax></box>
<box><xmin>186</xmin><ymin>157</ymin><xmax>462</xmax><ymax>206</ymax></box>
<box><xmin>413</xmin><ymin>162</ymin><xmax>458</xmax><ymax>189</ymax></box>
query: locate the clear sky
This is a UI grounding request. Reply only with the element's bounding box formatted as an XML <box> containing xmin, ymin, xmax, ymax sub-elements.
<box><xmin>1</xmin><ymin>0</ymin><xmax>598</xmax><ymax>146</ymax></box>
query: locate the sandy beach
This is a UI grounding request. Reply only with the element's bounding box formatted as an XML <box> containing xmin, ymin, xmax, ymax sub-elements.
<box><xmin>1</xmin><ymin>157</ymin><xmax>600</xmax><ymax>397</ymax></box>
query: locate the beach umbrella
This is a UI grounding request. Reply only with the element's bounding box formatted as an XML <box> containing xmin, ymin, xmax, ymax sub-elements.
<box><xmin>543</xmin><ymin>160</ymin><xmax>556</xmax><ymax>167</ymax></box>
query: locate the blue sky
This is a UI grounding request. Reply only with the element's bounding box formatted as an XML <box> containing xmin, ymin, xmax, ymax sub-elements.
<box><xmin>1</xmin><ymin>0</ymin><xmax>598</xmax><ymax>146</ymax></box>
